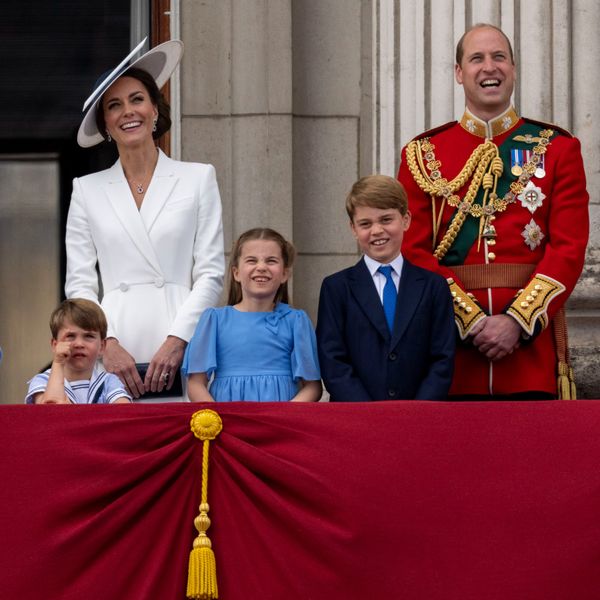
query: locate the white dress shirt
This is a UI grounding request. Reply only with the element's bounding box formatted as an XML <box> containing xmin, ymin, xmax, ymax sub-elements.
<box><xmin>363</xmin><ymin>253</ymin><xmax>404</xmax><ymax>304</ymax></box>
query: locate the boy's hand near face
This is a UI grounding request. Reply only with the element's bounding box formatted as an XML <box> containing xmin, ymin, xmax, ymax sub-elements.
<box><xmin>36</xmin><ymin>341</ymin><xmax>73</xmax><ymax>404</ymax></box>
<box><xmin>52</xmin><ymin>341</ymin><xmax>72</xmax><ymax>365</ymax></box>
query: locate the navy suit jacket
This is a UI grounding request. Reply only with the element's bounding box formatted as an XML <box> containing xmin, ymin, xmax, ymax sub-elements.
<box><xmin>316</xmin><ymin>257</ymin><xmax>455</xmax><ymax>401</ymax></box>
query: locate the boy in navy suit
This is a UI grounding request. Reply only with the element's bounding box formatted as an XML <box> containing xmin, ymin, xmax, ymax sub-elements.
<box><xmin>317</xmin><ymin>175</ymin><xmax>455</xmax><ymax>401</ymax></box>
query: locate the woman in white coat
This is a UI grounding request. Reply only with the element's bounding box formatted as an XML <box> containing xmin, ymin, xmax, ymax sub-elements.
<box><xmin>66</xmin><ymin>40</ymin><xmax>224</xmax><ymax>399</ymax></box>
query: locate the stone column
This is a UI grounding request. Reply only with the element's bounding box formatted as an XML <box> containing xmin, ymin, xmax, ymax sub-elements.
<box><xmin>180</xmin><ymin>0</ymin><xmax>293</xmax><ymax>257</ymax></box>
<box><xmin>568</xmin><ymin>0</ymin><xmax>600</xmax><ymax>396</ymax></box>
<box><xmin>291</xmin><ymin>0</ymin><xmax>363</xmax><ymax>319</ymax></box>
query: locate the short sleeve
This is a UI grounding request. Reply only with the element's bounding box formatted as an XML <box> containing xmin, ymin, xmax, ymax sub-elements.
<box><xmin>25</xmin><ymin>372</ymin><xmax>48</xmax><ymax>404</ymax></box>
<box><xmin>104</xmin><ymin>374</ymin><xmax>132</xmax><ymax>403</ymax></box>
<box><xmin>290</xmin><ymin>310</ymin><xmax>321</xmax><ymax>382</ymax></box>
<box><xmin>181</xmin><ymin>308</ymin><xmax>218</xmax><ymax>377</ymax></box>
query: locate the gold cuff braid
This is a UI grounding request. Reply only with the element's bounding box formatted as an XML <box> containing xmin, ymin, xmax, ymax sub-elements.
<box><xmin>447</xmin><ymin>278</ymin><xmax>486</xmax><ymax>340</ymax></box>
<box><xmin>505</xmin><ymin>274</ymin><xmax>565</xmax><ymax>336</ymax></box>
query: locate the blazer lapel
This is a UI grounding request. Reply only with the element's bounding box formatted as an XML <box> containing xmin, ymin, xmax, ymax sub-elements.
<box><xmin>348</xmin><ymin>259</ymin><xmax>390</xmax><ymax>341</ymax></box>
<box><xmin>103</xmin><ymin>158</ymin><xmax>163</xmax><ymax>274</ymax></box>
<box><xmin>139</xmin><ymin>150</ymin><xmax>179</xmax><ymax>233</ymax></box>
<box><xmin>390</xmin><ymin>260</ymin><xmax>425</xmax><ymax>348</ymax></box>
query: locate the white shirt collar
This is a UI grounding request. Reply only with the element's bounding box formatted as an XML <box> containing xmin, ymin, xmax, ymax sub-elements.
<box><xmin>363</xmin><ymin>253</ymin><xmax>404</xmax><ymax>278</ymax></box>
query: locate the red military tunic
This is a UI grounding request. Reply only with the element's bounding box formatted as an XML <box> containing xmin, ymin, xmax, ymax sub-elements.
<box><xmin>398</xmin><ymin>107</ymin><xmax>589</xmax><ymax>397</ymax></box>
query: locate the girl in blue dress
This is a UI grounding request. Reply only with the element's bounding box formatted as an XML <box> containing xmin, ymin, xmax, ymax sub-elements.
<box><xmin>183</xmin><ymin>228</ymin><xmax>322</xmax><ymax>402</ymax></box>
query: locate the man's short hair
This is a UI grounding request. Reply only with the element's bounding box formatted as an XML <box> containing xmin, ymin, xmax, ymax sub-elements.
<box><xmin>49</xmin><ymin>299</ymin><xmax>108</xmax><ymax>339</ymax></box>
<box><xmin>346</xmin><ymin>175</ymin><xmax>409</xmax><ymax>220</ymax></box>
<box><xmin>455</xmin><ymin>23</ymin><xmax>515</xmax><ymax>66</ymax></box>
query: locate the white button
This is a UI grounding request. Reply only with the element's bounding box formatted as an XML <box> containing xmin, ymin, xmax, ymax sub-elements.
<box><xmin>155</xmin><ymin>277</ymin><xmax>165</xmax><ymax>288</ymax></box>
<box><xmin>119</xmin><ymin>282</ymin><xmax>129</xmax><ymax>292</ymax></box>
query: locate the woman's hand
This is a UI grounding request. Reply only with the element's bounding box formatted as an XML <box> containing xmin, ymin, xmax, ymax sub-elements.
<box><xmin>145</xmin><ymin>336</ymin><xmax>187</xmax><ymax>393</ymax></box>
<box><xmin>103</xmin><ymin>338</ymin><xmax>145</xmax><ymax>398</ymax></box>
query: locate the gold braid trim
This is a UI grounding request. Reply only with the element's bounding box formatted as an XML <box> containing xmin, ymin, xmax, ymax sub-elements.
<box><xmin>405</xmin><ymin>129</ymin><xmax>553</xmax><ymax>261</ymax></box>
<box><xmin>553</xmin><ymin>308</ymin><xmax>576</xmax><ymax>400</ymax></box>
<box><xmin>505</xmin><ymin>274</ymin><xmax>565</xmax><ymax>337</ymax></box>
<box><xmin>432</xmin><ymin>147</ymin><xmax>500</xmax><ymax>259</ymax></box>
<box><xmin>405</xmin><ymin>139</ymin><xmax>496</xmax><ymax>196</ymax></box>
<box><xmin>447</xmin><ymin>278</ymin><xmax>486</xmax><ymax>340</ymax></box>
<box><xmin>405</xmin><ymin>139</ymin><xmax>502</xmax><ymax>260</ymax></box>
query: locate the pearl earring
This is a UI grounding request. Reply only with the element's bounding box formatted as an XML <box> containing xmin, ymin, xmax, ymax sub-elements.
<box><xmin>106</xmin><ymin>130</ymin><xmax>112</xmax><ymax>142</ymax></box>
<box><xmin>152</xmin><ymin>118</ymin><xmax>158</xmax><ymax>133</ymax></box>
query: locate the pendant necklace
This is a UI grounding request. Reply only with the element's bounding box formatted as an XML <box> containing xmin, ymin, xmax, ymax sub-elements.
<box><xmin>127</xmin><ymin>176</ymin><xmax>148</xmax><ymax>194</ymax></box>
<box><xmin>125</xmin><ymin>152</ymin><xmax>158</xmax><ymax>196</ymax></box>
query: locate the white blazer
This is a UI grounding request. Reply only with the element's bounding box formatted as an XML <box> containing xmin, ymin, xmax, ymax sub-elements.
<box><xmin>65</xmin><ymin>149</ymin><xmax>225</xmax><ymax>363</ymax></box>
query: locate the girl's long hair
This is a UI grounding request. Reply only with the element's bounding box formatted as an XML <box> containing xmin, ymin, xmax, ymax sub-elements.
<box><xmin>227</xmin><ymin>228</ymin><xmax>296</xmax><ymax>306</ymax></box>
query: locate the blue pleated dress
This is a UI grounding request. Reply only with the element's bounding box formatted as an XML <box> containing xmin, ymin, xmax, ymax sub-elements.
<box><xmin>182</xmin><ymin>303</ymin><xmax>320</xmax><ymax>401</ymax></box>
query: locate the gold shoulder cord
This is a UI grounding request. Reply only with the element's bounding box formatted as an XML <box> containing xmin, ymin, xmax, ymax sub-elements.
<box><xmin>405</xmin><ymin>139</ymin><xmax>502</xmax><ymax>260</ymax></box>
<box><xmin>405</xmin><ymin>128</ymin><xmax>553</xmax><ymax>261</ymax></box>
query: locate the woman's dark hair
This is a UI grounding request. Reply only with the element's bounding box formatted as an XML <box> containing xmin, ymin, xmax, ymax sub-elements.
<box><xmin>95</xmin><ymin>66</ymin><xmax>171</xmax><ymax>142</ymax></box>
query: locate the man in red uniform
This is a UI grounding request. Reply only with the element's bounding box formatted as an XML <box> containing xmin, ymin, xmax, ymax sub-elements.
<box><xmin>398</xmin><ymin>23</ymin><xmax>589</xmax><ymax>398</ymax></box>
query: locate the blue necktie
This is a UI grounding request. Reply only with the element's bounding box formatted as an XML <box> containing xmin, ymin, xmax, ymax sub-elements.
<box><xmin>378</xmin><ymin>265</ymin><xmax>397</xmax><ymax>331</ymax></box>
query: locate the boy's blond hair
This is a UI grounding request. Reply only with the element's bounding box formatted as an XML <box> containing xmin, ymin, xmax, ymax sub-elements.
<box><xmin>345</xmin><ymin>175</ymin><xmax>409</xmax><ymax>221</ymax></box>
<box><xmin>49</xmin><ymin>299</ymin><xmax>108</xmax><ymax>339</ymax></box>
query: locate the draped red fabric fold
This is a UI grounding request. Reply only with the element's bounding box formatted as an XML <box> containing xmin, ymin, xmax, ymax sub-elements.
<box><xmin>1</xmin><ymin>401</ymin><xmax>600</xmax><ymax>600</ymax></box>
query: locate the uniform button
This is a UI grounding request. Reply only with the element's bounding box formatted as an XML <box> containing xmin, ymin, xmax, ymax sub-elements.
<box><xmin>389</xmin><ymin>352</ymin><xmax>397</xmax><ymax>361</ymax></box>
<box><xmin>119</xmin><ymin>282</ymin><xmax>129</xmax><ymax>292</ymax></box>
<box><xmin>155</xmin><ymin>277</ymin><xmax>165</xmax><ymax>288</ymax></box>
<box><xmin>388</xmin><ymin>389</ymin><xmax>396</xmax><ymax>397</ymax></box>
<box><xmin>488</xmin><ymin>252</ymin><xmax>496</xmax><ymax>261</ymax></box>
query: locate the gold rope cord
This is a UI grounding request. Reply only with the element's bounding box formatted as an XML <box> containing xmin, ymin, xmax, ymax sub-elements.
<box><xmin>187</xmin><ymin>409</ymin><xmax>223</xmax><ymax>600</ymax></box>
<box><xmin>406</xmin><ymin>138</ymin><xmax>496</xmax><ymax>195</ymax></box>
<box><xmin>406</xmin><ymin>129</ymin><xmax>553</xmax><ymax>261</ymax></box>
<box><xmin>553</xmin><ymin>308</ymin><xmax>576</xmax><ymax>399</ymax></box>
<box><xmin>432</xmin><ymin>147</ymin><xmax>499</xmax><ymax>260</ymax></box>
<box><xmin>406</xmin><ymin>139</ymin><xmax>502</xmax><ymax>260</ymax></box>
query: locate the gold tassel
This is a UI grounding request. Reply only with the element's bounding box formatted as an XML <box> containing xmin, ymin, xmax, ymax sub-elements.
<box><xmin>569</xmin><ymin>367</ymin><xmax>577</xmax><ymax>400</ymax></box>
<box><xmin>557</xmin><ymin>361</ymin><xmax>572</xmax><ymax>400</ymax></box>
<box><xmin>187</xmin><ymin>410</ymin><xmax>223</xmax><ymax>600</ymax></box>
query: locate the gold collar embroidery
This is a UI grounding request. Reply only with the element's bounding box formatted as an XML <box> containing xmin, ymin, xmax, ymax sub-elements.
<box><xmin>460</xmin><ymin>107</ymin><xmax>520</xmax><ymax>138</ymax></box>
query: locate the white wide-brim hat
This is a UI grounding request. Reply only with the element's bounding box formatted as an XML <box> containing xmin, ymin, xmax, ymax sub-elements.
<box><xmin>77</xmin><ymin>37</ymin><xmax>184</xmax><ymax>148</ymax></box>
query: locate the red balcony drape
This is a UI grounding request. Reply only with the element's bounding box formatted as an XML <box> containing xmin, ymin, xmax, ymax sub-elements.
<box><xmin>1</xmin><ymin>401</ymin><xmax>600</xmax><ymax>600</ymax></box>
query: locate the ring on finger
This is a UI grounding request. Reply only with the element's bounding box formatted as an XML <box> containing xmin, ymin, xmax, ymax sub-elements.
<box><xmin>163</xmin><ymin>372</ymin><xmax>170</xmax><ymax>383</ymax></box>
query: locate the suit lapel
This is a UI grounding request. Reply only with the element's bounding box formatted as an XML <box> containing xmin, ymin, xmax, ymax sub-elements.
<box><xmin>103</xmin><ymin>156</ymin><xmax>164</xmax><ymax>275</ymax></box>
<box><xmin>348</xmin><ymin>259</ymin><xmax>390</xmax><ymax>341</ymax></box>
<box><xmin>139</xmin><ymin>150</ymin><xmax>179</xmax><ymax>233</ymax></box>
<box><xmin>390</xmin><ymin>260</ymin><xmax>424</xmax><ymax>349</ymax></box>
